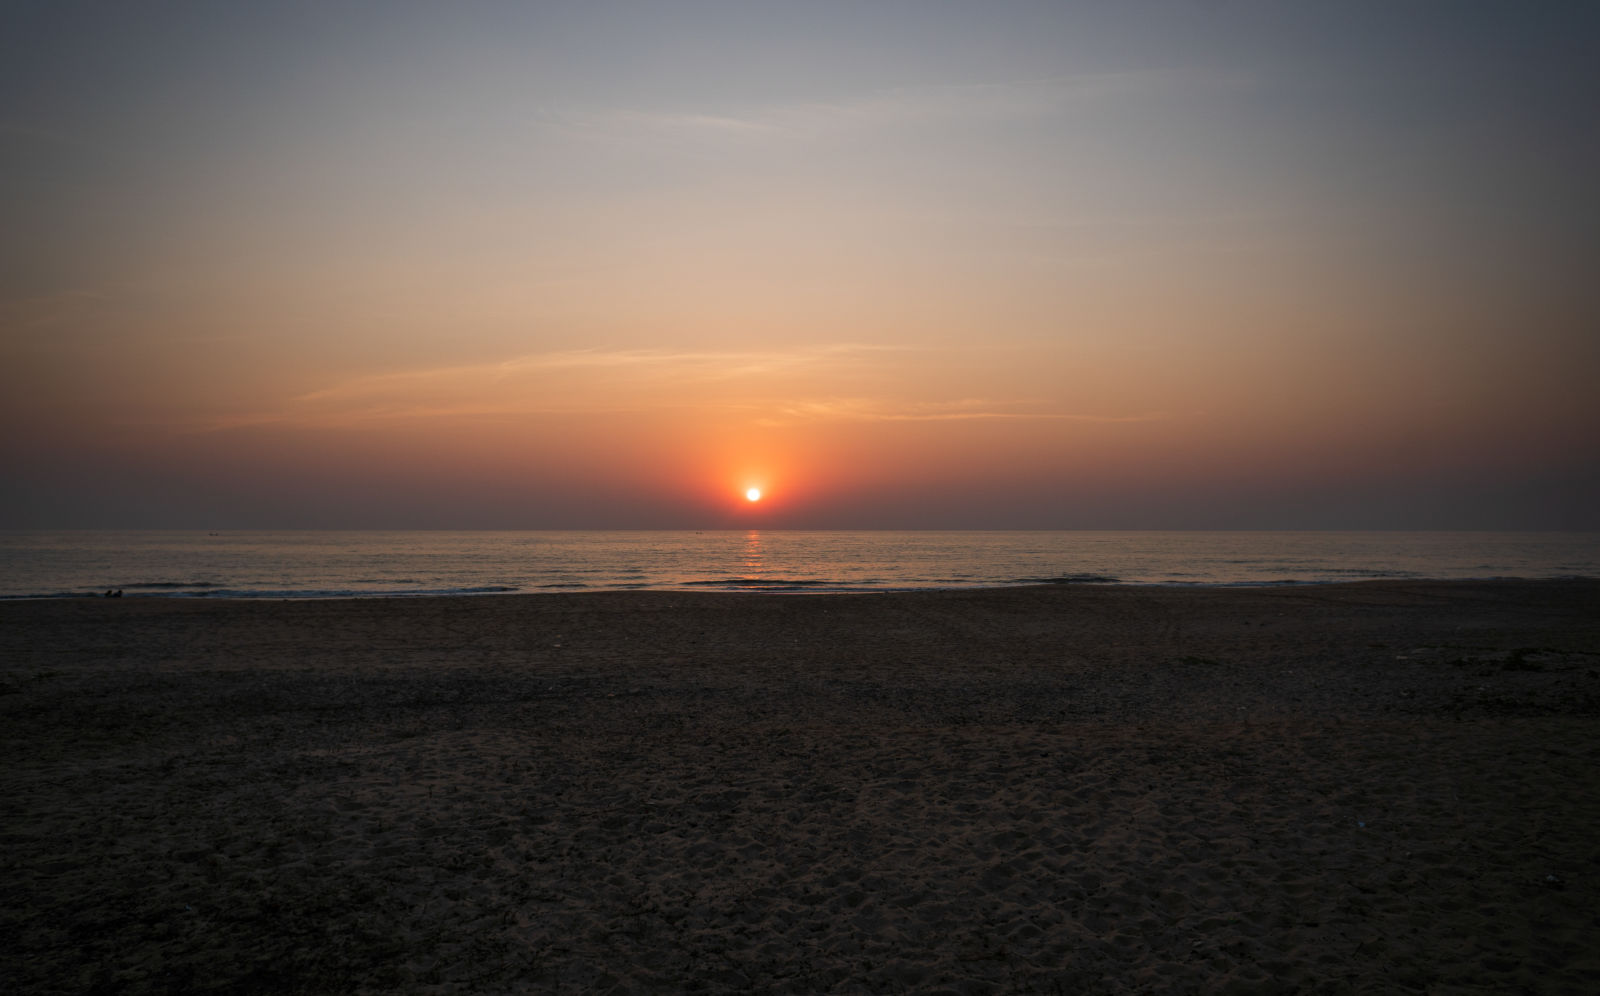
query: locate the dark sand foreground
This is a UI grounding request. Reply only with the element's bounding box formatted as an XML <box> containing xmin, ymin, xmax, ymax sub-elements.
<box><xmin>4</xmin><ymin>580</ymin><xmax>1599</xmax><ymax>994</ymax></box>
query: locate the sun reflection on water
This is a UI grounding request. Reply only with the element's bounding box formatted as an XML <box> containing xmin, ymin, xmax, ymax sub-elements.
<box><xmin>743</xmin><ymin>530</ymin><xmax>763</xmax><ymax>576</ymax></box>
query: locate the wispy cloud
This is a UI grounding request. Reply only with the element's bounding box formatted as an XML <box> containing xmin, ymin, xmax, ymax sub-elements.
<box><xmin>756</xmin><ymin>397</ymin><xmax>1171</xmax><ymax>427</ymax></box>
<box><xmin>190</xmin><ymin>344</ymin><xmax>1174</xmax><ymax>434</ymax></box>
<box><xmin>195</xmin><ymin>344</ymin><xmax>906</xmax><ymax>431</ymax></box>
<box><xmin>540</xmin><ymin>69</ymin><xmax>1239</xmax><ymax>147</ymax></box>
<box><xmin>290</xmin><ymin>344</ymin><xmax>898</xmax><ymax>404</ymax></box>
<box><xmin>0</xmin><ymin>287</ymin><xmax>113</xmax><ymax>332</ymax></box>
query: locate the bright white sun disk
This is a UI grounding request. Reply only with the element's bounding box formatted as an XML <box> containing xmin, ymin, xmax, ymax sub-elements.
<box><xmin>746</xmin><ymin>488</ymin><xmax>761</xmax><ymax>502</ymax></box>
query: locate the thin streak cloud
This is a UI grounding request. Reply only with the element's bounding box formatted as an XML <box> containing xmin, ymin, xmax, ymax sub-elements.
<box><xmin>758</xmin><ymin>398</ymin><xmax>1173</xmax><ymax>427</ymax></box>
<box><xmin>197</xmin><ymin>344</ymin><xmax>911</xmax><ymax>431</ymax></box>
<box><xmin>541</xmin><ymin>70</ymin><xmax>1241</xmax><ymax>146</ymax></box>
<box><xmin>292</xmin><ymin>344</ymin><xmax>902</xmax><ymax>404</ymax></box>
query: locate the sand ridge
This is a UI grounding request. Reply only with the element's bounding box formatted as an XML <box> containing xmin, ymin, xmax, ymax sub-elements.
<box><xmin>3</xmin><ymin>580</ymin><xmax>1599</xmax><ymax>993</ymax></box>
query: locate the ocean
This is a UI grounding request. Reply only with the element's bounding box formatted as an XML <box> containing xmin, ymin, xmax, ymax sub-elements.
<box><xmin>1</xmin><ymin>530</ymin><xmax>1597</xmax><ymax>599</ymax></box>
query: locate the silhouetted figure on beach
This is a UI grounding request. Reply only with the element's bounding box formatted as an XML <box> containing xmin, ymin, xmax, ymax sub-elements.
<box><xmin>104</xmin><ymin>589</ymin><xmax>122</xmax><ymax>598</ymax></box>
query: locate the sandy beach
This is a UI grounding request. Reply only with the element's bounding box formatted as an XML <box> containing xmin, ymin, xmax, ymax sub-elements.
<box><xmin>3</xmin><ymin>579</ymin><xmax>1598</xmax><ymax>994</ymax></box>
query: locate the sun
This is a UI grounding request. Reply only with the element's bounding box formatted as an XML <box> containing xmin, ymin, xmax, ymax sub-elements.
<box><xmin>745</xmin><ymin>487</ymin><xmax>762</xmax><ymax>502</ymax></box>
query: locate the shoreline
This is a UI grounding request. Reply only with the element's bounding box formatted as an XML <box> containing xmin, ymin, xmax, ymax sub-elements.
<box><xmin>5</xmin><ymin>579</ymin><xmax>1598</xmax><ymax>992</ymax></box>
<box><xmin>6</xmin><ymin>572</ymin><xmax>1598</xmax><ymax>602</ymax></box>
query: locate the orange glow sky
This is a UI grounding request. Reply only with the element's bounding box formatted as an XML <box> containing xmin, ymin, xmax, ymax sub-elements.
<box><xmin>3</xmin><ymin>2</ymin><xmax>1598</xmax><ymax>528</ymax></box>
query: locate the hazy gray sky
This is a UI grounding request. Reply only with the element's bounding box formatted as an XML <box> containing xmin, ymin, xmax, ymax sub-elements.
<box><xmin>3</xmin><ymin>1</ymin><xmax>1597</xmax><ymax>528</ymax></box>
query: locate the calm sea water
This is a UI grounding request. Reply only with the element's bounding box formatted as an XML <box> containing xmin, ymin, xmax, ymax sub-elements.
<box><xmin>1</xmin><ymin>531</ymin><xmax>1597</xmax><ymax>599</ymax></box>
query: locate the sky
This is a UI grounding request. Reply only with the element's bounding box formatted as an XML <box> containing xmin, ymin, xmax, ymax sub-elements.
<box><xmin>2</xmin><ymin>0</ymin><xmax>1598</xmax><ymax>529</ymax></box>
